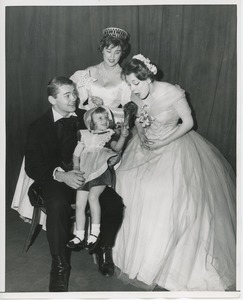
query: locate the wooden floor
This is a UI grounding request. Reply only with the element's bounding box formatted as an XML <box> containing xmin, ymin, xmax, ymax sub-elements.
<box><xmin>5</xmin><ymin>205</ymin><xmax>150</xmax><ymax>295</ymax></box>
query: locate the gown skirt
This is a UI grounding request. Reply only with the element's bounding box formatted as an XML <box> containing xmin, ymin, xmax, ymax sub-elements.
<box><xmin>113</xmin><ymin>130</ymin><xmax>236</xmax><ymax>291</ymax></box>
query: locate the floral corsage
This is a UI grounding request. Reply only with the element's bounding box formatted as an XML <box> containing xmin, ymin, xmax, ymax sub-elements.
<box><xmin>137</xmin><ymin>105</ymin><xmax>155</xmax><ymax>127</ymax></box>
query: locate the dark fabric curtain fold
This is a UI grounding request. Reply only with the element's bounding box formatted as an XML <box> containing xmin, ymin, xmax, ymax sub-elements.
<box><xmin>6</xmin><ymin>5</ymin><xmax>237</xmax><ymax>202</ymax></box>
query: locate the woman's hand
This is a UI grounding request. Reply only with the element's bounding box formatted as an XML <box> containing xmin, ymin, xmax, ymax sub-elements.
<box><xmin>148</xmin><ymin>139</ymin><xmax>168</xmax><ymax>150</ymax></box>
<box><xmin>89</xmin><ymin>96</ymin><xmax>104</xmax><ymax>107</ymax></box>
<box><xmin>138</xmin><ymin>133</ymin><xmax>154</xmax><ymax>150</ymax></box>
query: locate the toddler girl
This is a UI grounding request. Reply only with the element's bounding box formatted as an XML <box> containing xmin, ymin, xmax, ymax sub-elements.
<box><xmin>67</xmin><ymin>106</ymin><xmax>129</xmax><ymax>251</ymax></box>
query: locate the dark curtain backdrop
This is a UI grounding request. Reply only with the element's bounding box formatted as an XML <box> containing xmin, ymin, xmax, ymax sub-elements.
<box><xmin>6</xmin><ymin>5</ymin><xmax>237</xmax><ymax>204</ymax></box>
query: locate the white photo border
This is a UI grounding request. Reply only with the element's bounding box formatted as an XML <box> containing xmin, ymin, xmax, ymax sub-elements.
<box><xmin>0</xmin><ymin>0</ymin><xmax>241</xmax><ymax>299</ymax></box>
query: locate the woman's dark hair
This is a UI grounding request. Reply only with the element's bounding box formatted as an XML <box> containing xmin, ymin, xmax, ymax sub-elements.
<box><xmin>122</xmin><ymin>58</ymin><xmax>157</xmax><ymax>82</ymax></box>
<box><xmin>47</xmin><ymin>76</ymin><xmax>74</xmax><ymax>98</ymax></box>
<box><xmin>98</xmin><ymin>34</ymin><xmax>131</xmax><ymax>59</ymax></box>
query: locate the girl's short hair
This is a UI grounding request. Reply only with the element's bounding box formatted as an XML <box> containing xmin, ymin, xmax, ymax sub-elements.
<box><xmin>47</xmin><ymin>76</ymin><xmax>74</xmax><ymax>98</ymax></box>
<box><xmin>90</xmin><ymin>106</ymin><xmax>110</xmax><ymax>130</ymax></box>
<box><xmin>122</xmin><ymin>58</ymin><xmax>156</xmax><ymax>82</ymax></box>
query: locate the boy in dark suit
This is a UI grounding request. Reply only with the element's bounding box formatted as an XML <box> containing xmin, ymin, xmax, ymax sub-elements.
<box><xmin>25</xmin><ymin>76</ymin><xmax>123</xmax><ymax>292</ymax></box>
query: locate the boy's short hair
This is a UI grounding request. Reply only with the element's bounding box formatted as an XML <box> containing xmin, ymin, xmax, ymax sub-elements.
<box><xmin>47</xmin><ymin>76</ymin><xmax>74</xmax><ymax>98</ymax></box>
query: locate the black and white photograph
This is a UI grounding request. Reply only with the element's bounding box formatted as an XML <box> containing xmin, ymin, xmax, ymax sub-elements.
<box><xmin>1</xmin><ymin>0</ymin><xmax>241</xmax><ymax>299</ymax></box>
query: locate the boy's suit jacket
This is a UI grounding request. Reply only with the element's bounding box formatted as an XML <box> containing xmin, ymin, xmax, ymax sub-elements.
<box><xmin>25</xmin><ymin>108</ymin><xmax>86</xmax><ymax>185</ymax></box>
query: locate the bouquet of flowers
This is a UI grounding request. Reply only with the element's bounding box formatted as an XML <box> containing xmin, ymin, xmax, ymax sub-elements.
<box><xmin>138</xmin><ymin>105</ymin><xmax>155</xmax><ymax>127</ymax></box>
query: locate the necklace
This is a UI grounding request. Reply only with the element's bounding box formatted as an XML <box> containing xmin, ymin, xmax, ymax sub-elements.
<box><xmin>100</xmin><ymin>62</ymin><xmax>121</xmax><ymax>85</ymax></box>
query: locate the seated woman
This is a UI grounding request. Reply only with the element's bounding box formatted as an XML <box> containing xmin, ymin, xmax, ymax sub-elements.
<box><xmin>113</xmin><ymin>54</ymin><xmax>236</xmax><ymax>291</ymax></box>
<box><xmin>70</xmin><ymin>27</ymin><xmax>132</xmax><ymax>124</ymax></box>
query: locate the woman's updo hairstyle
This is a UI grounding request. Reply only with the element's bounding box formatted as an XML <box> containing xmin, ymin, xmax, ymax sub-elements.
<box><xmin>98</xmin><ymin>27</ymin><xmax>131</xmax><ymax>59</ymax></box>
<box><xmin>122</xmin><ymin>57</ymin><xmax>157</xmax><ymax>82</ymax></box>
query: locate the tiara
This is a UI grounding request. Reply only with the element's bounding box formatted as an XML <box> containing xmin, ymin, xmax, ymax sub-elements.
<box><xmin>103</xmin><ymin>27</ymin><xmax>129</xmax><ymax>40</ymax></box>
<box><xmin>132</xmin><ymin>54</ymin><xmax>157</xmax><ymax>75</ymax></box>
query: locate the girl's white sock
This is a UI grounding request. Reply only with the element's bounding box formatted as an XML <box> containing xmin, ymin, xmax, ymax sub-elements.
<box><xmin>87</xmin><ymin>224</ymin><xmax>100</xmax><ymax>244</ymax></box>
<box><xmin>71</xmin><ymin>230</ymin><xmax>85</xmax><ymax>244</ymax></box>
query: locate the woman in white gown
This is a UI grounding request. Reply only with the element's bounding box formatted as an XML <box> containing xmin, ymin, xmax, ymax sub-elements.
<box><xmin>113</xmin><ymin>54</ymin><xmax>236</xmax><ymax>291</ymax></box>
<box><xmin>70</xmin><ymin>27</ymin><xmax>131</xmax><ymax>124</ymax></box>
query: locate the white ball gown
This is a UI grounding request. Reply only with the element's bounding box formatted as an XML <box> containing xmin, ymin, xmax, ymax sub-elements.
<box><xmin>70</xmin><ymin>62</ymin><xmax>131</xmax><ymax>123</ymax></box>
<box><xmin>113</xmin><ymin>83</ymin><xmax>236</xmax><ymax>291</ymax></box>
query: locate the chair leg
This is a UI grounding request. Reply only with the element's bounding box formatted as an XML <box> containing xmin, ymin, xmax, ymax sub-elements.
<box><xmin>85</xmin><ymin>208</ymin><xmax>97</xmax><ymax>264</ymax></box>
<box><xmin>23</xmin><ymin>207</ymin><xmax>41</xmax><ymax>252</ymax></box>
<box><xmin>84</xmin><ymin>207</ymin><xmax>91</xmax><ymax>239</ymax></box>
<box><xmin>92</xmin><ymin>253</ymin><xmax>97</xmax><ymax>264</ymax></box>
